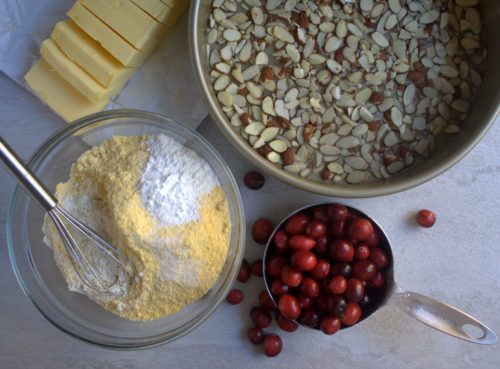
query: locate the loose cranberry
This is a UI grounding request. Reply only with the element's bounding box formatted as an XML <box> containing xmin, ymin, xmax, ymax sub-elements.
<box><xmin>370</xmin><ymin>247</ymin><xmax>389</xmax><ymax>270</ymax></box>
<box><xmin>314</xmin><ymin>235</ymin><xmax>329</xmax><ymax>255</ymax></box>
<box><xmin>278</xmin><ymin>294</ymin><xmax>301</xmax><ymax>320</ymax></box>
<box><xmin>247</xmin><ymin>326</ymin><xmax>265</xmax><ymax>344</ymax></box>
<box><xmin>352</xmin><ymin>260</ymin><xmax>377</xmax><ymax>281</ymax></box>
<box><xmin>250</xmin><ymin>306</ymin><xmax>272</xmax><ymax>328</ymax></box>
<box><xmin>262</xmin><ymin>334</ymin><xmax>282</xmax><ymax>357</ymax></box>
<box><xmin>259</xmin><ymin>290</ymin><xmax>276</xmax><ymax>309</ymax></box>
<box><xmin>331</xmin><ymin>262</ymin><xmax>352</xmax><ymax>278</ymax></box>
<box><xmin>313</xmin><ymin>205</ymin><xmax>330</xmax><ymax>223</ymax></box>
<box><xmin>320</xmin><ymin>316</ymin><xmax>341</xmax><ymax>335</ymax></box>
<box><xmin>289</xmin><ymin>235</ymin><xmax>316</xmax><ymax>251</ymax></box>
<box><xmin>280</xmin><ymin>265</ymin><xmax>303</xmax><ymax>287</ymax></box>
<box><xmin>328</xmin><ymin>275</ymin><xmax>347</xmax><ymax>295</ymax></box>
<box><xmin>368</xmin><ymin>271</ymin><xmax>385</xmax><ymax>288</ymax></box>
<box><xmin>341</xmin><ymin>302</ymin><xmax>362</xmax><ymax>325</ymax></box>
<box><xmin>354</xmin><ymin>244</ymin><xmax>370</xmax><ymax>259</ymax></box>
<box><xmin>329</xmin><ymin>239</ymin><xmax>354</xmax><ymax>262</ymax></box>
<box><xmin>300</xmin><ymin>307</ymin><xmax>321</xmax><ymax>327</ymax></box>
<box><xmin>251</xmin><ymin>259</ymin><xmax>264</xmax><ymax>277</ymax></box>
<box><xmin>309</xmin><ymin>259</ymin><xmax>330</xmax><ymax>280</ymax></box>
<box><xmin>252</xmin><ymin>218</ymin><xmax>273</xmax><ymax>244</ymax></box>
<box><xmin>290</xmin><ymin>250</ymin><xmax>317</xmax><ymax>271</ymax></box>
<box><xmin>326</xmin><ymin>294</ymin><xmax>348</xmax><ymax>316</ymax></box>
<box><xmin>365</xmin><ymin>230</ymin><xmax>380</xmax><ymax>247</ymax></box>
<box><xmin>226</xmin><ymin>289</ymin><xmax>244</xmax><ymax>304</ymax></box>
<box><xmin>327</xmin><ymin>204</ymin><xmax>349</xmax><ymax>222</ymax></box>
<box><xmin>297</xmin><ymin>293</ymin><xmax>314</xmax><ymax>309</ymax></box>
<box><xmin>237</xmin><ymin>259</ymin><xmax>251</xmax><ymax>283</ymax></box>
<box><xmin>266</xmin><ymin>256</ymin><xmax>287</xmax><ymax>277</ymax></box>
<box><xmin>270</xmin><ymin>278</ymin><xmax>290</xmax><ymax>296</ymax></box>
<box><xmin>345</xmin><ymin>278</ymin><xmax>364</xmax><ymax>303</ymax></box>
<box><xmin>285</xmin><ymin>213</ymin><xmax>310</xmax><ymax>234</ymax></box>
<box><xmin>273</xmin><ymin>229</ymin><xmax>289</xmax><ymax>252</ymax></box>
<box><xmin>244</xmin><ymin>171</ymin><xmax>265</xmax><ymax>190</ymax></box>
<box><xmin>330</xmin><ymin>220</ymin><xmax>345</xmax><ymax>237</ymax></box>
<box><xmin>276</xmin><ymin>311</ymin><xmax>299</xmax><ymax>332</ymax></box>
<box><xmin>305</xmin><ymin>220</ymin><xmax>327</xmax><ymax>238</ymax></box>
<box><xmin>416</xmin><ymin>209</ymin><xmax>436</xmax><ymax>228</ymax></box>
<box><xmin>299</xmin><ymin>277</ymin><xmax>320</xmax><ymax>298</ymax></box>
<box><xmin>346</xmin><ymin>217</ymin><xmax>374</xmax><ymax>241</ymax></box>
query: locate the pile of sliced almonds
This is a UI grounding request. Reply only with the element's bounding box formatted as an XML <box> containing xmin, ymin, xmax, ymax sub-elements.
<box><xmin>207</xmin><ymin>0</ymin><xmax>486</xmax><ymax>184</ymax></box>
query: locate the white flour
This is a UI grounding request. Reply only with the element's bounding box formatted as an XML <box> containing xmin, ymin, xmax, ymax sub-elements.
<box><xmin>139</xmin><ymin>134</ymin><xmax>219</xmax><ymax>226</ymax></box>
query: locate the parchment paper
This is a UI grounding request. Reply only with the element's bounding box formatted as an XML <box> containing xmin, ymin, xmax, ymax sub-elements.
<box><xmin>0</xmin><ymin>0</ymin><xmax>207</xmax><ymax>128</ymax></box>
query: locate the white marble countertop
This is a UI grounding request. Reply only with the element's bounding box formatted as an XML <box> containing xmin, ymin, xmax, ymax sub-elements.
<box><xmin>1</xmin><ymin>72</ymin><xmax>499</xmax><ymax>368</ymax></box>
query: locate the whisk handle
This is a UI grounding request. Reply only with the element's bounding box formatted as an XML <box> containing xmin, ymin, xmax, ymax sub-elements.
<box><xmin>0</xmin><ymin>136</ymin><xmax>57</xmax><ymax>211</ymax></box>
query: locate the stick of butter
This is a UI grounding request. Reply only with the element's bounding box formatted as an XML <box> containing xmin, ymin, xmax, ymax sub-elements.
<box><xmin>159</xmin><ymin>0</ymin><xmax>191</xmax><ymax>28</ymax></box>
<box><xmin>68</xmin><ymin>1</ymin><xmax>153</xmax><ymax>67</ymax></box>
<box><xmin>25</xmin><ymin>59</ymin><xmax>110</xmax><ymax>122</ymax></box>
<box><xmin>130</xmin><ymin>0</ymin><xmax>172</xmax><ymax>24</ymax></box>
<box><xmin>80</xmin><ymin>0</ymin><xmax>167</xmax><ymax>49</ymax></box>
<box><xmin>51</xmin><ymin>20</ymin><xmax>136</xmax><ymax>88</ymax></box>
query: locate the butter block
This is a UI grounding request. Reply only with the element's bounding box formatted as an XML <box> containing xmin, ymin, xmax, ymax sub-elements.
<box><xmin>25</xmin><ymin>59</ymin><xmax>109</xmax><ymax>122</ymax></box>
<box><xmin>80</xmin><ymin>0</ymin><xmax>167</xmax><ymax>49</ymax></box>
<box><xmin>41</xmin><ymin>39</ymin><xmax>121</xmax><ymax>103</ymax></box>
<box><xmin>51</xmin><ymin>20</ymin><xmax>136</xmax><ymax>88</ymax></box>
<box><xmin>68</xmin><ymin>1</ymin><xmax>151</xmax><ymax>67</ymax></box>
<box><xmin>130</xmin><ymin>0</ymin><xmax>171</xmax><ymax>24</ymax></box>
<box><xmin>159</xmin><ymin>0</ymin><xmax>190</xmax><ymax>27</ymax></box>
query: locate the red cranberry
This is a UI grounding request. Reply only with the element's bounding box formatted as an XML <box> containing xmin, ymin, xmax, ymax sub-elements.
<box><xmin>266</xmin><ymin>256</ymin><xmax>287</xmax><ymax>277</ymax></box>
<box><xmin>305</xmin><ymin>220</ymin><xmax>327</xmax><ymax>238</ymax></box>
<box><xmin>262</xmin><ymin>334</ymin><xmax>282</xmax><ymax>357</ymax></box>
<box><xmin>416</xmin><ymin>209</ymin><xmax>436</xmax><ymax>228</ymax></box>
<box><xmin>280</xmin><ymin>265</ymin><xmax>303</xmax><ymax>287</ymax></box>
<box><xmin>352</xmin><ymin>260</ymin><xmax>377</xmax><ymax>281</ymax></box>
<box><xmin>326</xmin><ymin>294</ymin><xmax>348</xmax><ymax>316</ymax></box>
<box><xmin>259</xmin><ymin>290</ymin><xmax>276</xmax><ymax>309</ymax></box>
<box><xmin>329</xmin><ymin>239</ymin><xmax>354</xmax><ymax>262</ymax></box>
<box><xmin>313</xmin><ymin>205</ymin><xmax>330</xmax><ymax>223</ymax></box>
<box><xmin>341</xmin><ymin>302</ymin><xmax>362</xmax><ymax>325</ymax></box>
<box><xmin>331</xmin><ymin>262</ymin><xmax>352</xmax><ymax>278</ymax></box>
<box><xmin>297</xmin><ymin>293</ymin><xmax>314</xmax><ymax>309</ymax></box>
<box><xmin>252</xmin><ymin>218</ymin><xmax>273</xmax><ymax>244</ymax></box>
<box><xmin>299</xmin><ymin>277</ymin><xmax>320</xmax><ymax>298</ymax></box>
<box><xmin>273</xmin><ymin>229</ymin><xmax>288</xmax><ymax>252</ymax></box>
<box><xmin>278</xmin><ymin>294</ymin><xmax>301</xmax><ymax>320</ymax></box>
<box><xmin>314</xmin><ymin>235</ymin><xmax>329</xmax><ymax>255</ymax></box>
<box><xmin>244</xmin><ymin>171</ymin><xmax>265</xmax><ymax>190</ymax></box>
<box><xmin>285</xmin><ymin>213</ymin><xmax>310</xmax><ymax>234</ymax></box>
<box><xmin>354</xmin><ymin>244</ymin><xmax>370</xmax><ymax>259</ymax></box>
<box><xmin>330</xmin><ymin>220</ymin><xmax>345</xmax><ymax>237</ymax></box>
<box><xmin>365</xmin><ymin>230</ymin><xmax>380</xmax><ymax>247</ymax></box>
<box><xmin>270</xmin><ymin>278</ymin><xmax>290</xmax><ymax>296</ymax></box>
<box><xmin>328</xmin><ymin>275</ymin><xmax>347</xmax><ymax>295</ymax></box>
<box><xmin>276</xmin><ymin>311</ymin><xmax>299</xmax><ymax>332</ymax></box>
<box><xmin>237</xmin><ymin>259</ymin><xmax>251</xmax><ymax>283</ymax></box>
<box><xmin>251</xmin><ymin>259</ymin><xmax>263</xmax><ymax>277</ymax></box>
<box><xmin>368</xmin><ymin>271</ymin><xmax>385</xmax><ymax>288</ymax></box>
<box><xmin>290</xmin><ymin>250</ymin><xmax>317</xmax><ymax>271</ymax></box>
<box><xmin>289</xmin><ymin>235</ymin><xmax>316</xmax><ymax>251</ymax></box>
<box><xmin>309</xmin><ymin>259</ymin><xmax>330</xmax><ymax>280</ymax></box>
<box><xmin>370</xmin><ymin>247</ymin><xmax>389</xmax><ymax>269</ymax></box>
<box><xmin>345</xmin><ymin>278</ymin><xmax>364</xmax><ymax>303</ymax></box>
<box><xmin>247</xmin><ymin>326</ymin><xmax>265</xmax><ymax>344</ymax></box>
<box><xmin>347</xmin><ymin>217</ymin><xmax>374</xmax><ymax>241</ymax></box>
<box><xmin>250</xmin><ymin>306</ymin><xmax>272</xmax><ymax>328</ymax></box>
<box><xmin>320</xmin><ymin>316</ymin><xmax>341</xmax><ymax>335</ymax></box>
<box><xmin>226</xmin><ymin>289</ymin><xmax>243</xmax><ymax>304</ymax></box>
<box><xmin>315</xmin><ymin>292</ymin><xmax>330</xmax><ymax>311</ymax></box>
<box><xmin>327</xmin><ymin>204</ymin><xmax>349</xmax><ymax>222</ymax></box>
<box><xmin>300</xmin><ymin>307</ymin><xmax>321</xmax><ymax>327</ymax></box>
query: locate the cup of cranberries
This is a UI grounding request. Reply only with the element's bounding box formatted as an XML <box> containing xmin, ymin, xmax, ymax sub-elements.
<box><xmin>263</xmin><ymin>203</ymin><xmax>392</xmax><ymax>334</ymax></box>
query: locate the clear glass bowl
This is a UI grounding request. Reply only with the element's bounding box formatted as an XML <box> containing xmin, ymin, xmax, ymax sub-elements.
<box><xmin>7</xmin><ymin>110</ymin><xmax>245</xmax><ymax>349</ymax></box>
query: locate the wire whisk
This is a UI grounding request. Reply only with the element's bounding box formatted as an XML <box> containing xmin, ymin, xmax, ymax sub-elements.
<box><xmin>1</xmin><ymin>136</ymin><xmax>133</xmax><ymax>296</ymax></box>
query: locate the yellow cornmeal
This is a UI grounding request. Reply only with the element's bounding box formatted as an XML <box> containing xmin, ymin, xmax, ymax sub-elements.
<box><xmin>42</xmin><ymin>135</ymin><xmax>231</xmax><ymax>321</ymax></box>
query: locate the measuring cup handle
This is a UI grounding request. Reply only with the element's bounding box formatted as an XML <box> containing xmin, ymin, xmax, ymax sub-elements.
<box><xmin>390</xmin><ymin>290</ymin><xmax>498</xmax><ymax>345</ymax></box>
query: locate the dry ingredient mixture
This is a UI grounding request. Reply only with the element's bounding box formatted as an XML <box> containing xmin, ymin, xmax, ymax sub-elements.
<box><xmin>207</xmin><ymin>0</ymin><xmax>486</xmax><ymax>184</ymax></box>
<box><xmin>42</xmin><ymin>134</ymin><xmax>231</xmax><ymax>321</ymax></box>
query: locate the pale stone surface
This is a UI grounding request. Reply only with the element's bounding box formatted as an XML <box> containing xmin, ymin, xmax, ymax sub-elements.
<box><xmin>1</xmin><ymin>73</ymin><xmax>499</xmax><ymax>368</ymax></box>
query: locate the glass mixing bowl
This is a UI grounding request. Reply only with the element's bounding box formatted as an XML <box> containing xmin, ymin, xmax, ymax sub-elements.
<box><xmin>7</xmin><ymin>110</ymin><xmax>245</xmax><ymax>349</ymax></box>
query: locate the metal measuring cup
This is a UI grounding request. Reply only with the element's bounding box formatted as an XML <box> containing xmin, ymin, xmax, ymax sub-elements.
<box><xmin>263</xmin><ymin>203</ymin><xmax>498</xmax><ymax>345</ymax></box>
